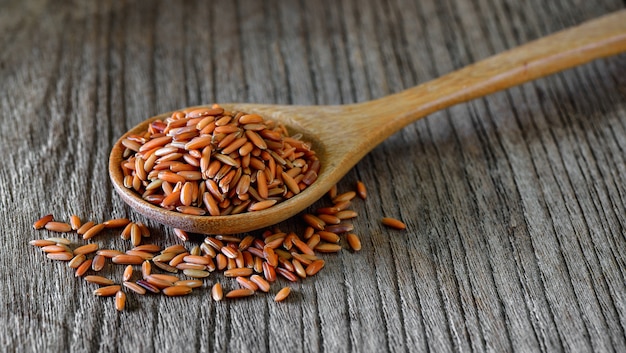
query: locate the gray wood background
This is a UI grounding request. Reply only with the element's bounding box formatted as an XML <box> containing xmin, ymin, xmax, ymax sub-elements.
<box><xmin>1</xmin><ymin>0</ymin><xmax>625</xmax><ymax>352</ymax></box>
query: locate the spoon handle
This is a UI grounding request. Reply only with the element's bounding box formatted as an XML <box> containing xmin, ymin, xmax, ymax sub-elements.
<box><xmin>364</xmin><ymin>9</ymin><xmax>626</xmax><ymax>136</ymax></box>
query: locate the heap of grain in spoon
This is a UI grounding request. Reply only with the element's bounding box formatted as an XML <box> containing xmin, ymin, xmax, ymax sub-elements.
<box><xmin>119</xmin><ymin>104</ymin><xmax>320</xmax><ymax>216</ymax></box>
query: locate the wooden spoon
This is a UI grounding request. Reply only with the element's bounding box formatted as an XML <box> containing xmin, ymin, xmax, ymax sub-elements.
<box><xmin>109</xmin><ymin>10</ymin><xmax>626</xmax><ymax>234</ymax></box>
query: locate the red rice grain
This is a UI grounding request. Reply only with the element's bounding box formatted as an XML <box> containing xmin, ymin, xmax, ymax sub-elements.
<box><xmin>103</xmin><ymin>218</ymin><xmax>131</xmax><ymax>228</ymax></box>
<box><xmin>175</xmin><ymin>280</ymin><xmax>203</xmax><ymax>288</ymax></box>
<box><xmin>73</xmin><ymin>243</ymin><xmax>99</xmax><ymax>255</ymax></box>
<box><xmin>46</xmin><ymin>252</ymin><xmax>74</xmax><ymax>261</ymax></box>
<box><xmin>112</xmin><ymin>254</ymin><xmax>144</xmax><ymax>265</ymax></box>
<box><xmin>70</xmin><ymin>215</ymin><xmax>81</xmax><ymax>230</ymax></box>
<box><xmin>346</xmin><ymin>233</ymin><xmax>362</xmax><ymax>251</ymax></box>
<box><xmin>44</xmin><ymin>237</ymin><xmax>71</xmax><ymax>245</ymax></box>
<box><xmin>236</xmin><ymin>276</ymin><xmax>259</xmax><ymax>291</ymax></box>
<box><xmin>68</xmin><ymin>254</ymin><xmax>86</xmax><ymax>269</ymax></box>
<box><xmin>94</xmin><ymin>285</ymin><xmax>122</xmax><ymax>297</ymax></box>
<box><xmin>115</xmin><ymin>291</ymin><xmax>126</xmax><ymax>311</ymax></box>
<box><xmin>84</xmin><ymin>275</ymin><xmax>114</xmax><ymax>286</ymax></box>
<box><xmin>76</xmin><ymin>221</ymin><xmax>95</xmax><ymax>235</ymax></box>
<box><xmin>33</xmin><ymin>214</ymin><xmax>54</xmax><ymax>230</ymax></box>
<box><xmin>250</xmin><ymin>275</ymin><xmax>270</xmax><ymax>292</ymax></box>
<box><xmin>274</xmin><ymin>287</ymin><xmax>291</xmax><ymax>302</ymax></box>
<box><xmin>123</xmin><ymin>265</ymin><xmax>133</xmax><ymax>282</ymax></box>
<box><xmin>163</xmin><ymin>286</ymin><xmax>192</xmax><ymax>296</ymax></box>
<box><xmin>305</xmin><ymin>259</ymin><xmax>325</xmax><ymax>276</ymax></box>
<box><xmin>44</xmin><ymin>222</ymin><xmax>72</xmax><ymax>233</ymax></box>
<box><xmin>75</xmin><ymin>259</ymin><xmax>93</xmax><ymax>277</ymax></box>
<box><xmin>136</xmin><ymin>279</ymin><xmax>160</xmax><ymax>293</ymax></box>
<box><xmin>381</xmin><ymin>217</ymin><xmax>406</xmax><ymax>230</ymax></box>
<box><xmin>82</xmin><ymin>223</ymin><xmax>105</xmax><ymax>240</ymax></box>
<box><xmin>123</xmin><ymin>281</ymin><xmax>147</xmax><ymax>295</ymax></box>
<box><xmin>356</xmin><ymin>181</ymin><xmax>367</xmax><ymax>199</ymax></box>
<box><xmin>141</xmin><ymin>261</ymin><xmax>151</xmax><ymax>278</ymax></box>
<box><xmin>212</xmin><ymin>283</ymin><xmax>223</xmax><ymax>301</ymax></box>
<box><xmin>225</xmin><ymin>288</ymin><xmax>255</xmax><ymax>299</ymax></box>
<box><xmin>29</xmin><ymin>239</ymin><xmax>56</xmax><ymax>247</ymax></box>
<box><xmin>92</xmin><ymin>255</ymin><xmax>106</xmax><ymax>271</ymax></box>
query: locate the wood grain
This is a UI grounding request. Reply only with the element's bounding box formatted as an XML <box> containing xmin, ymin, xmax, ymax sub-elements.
<box><xmin>1</xmin><ymin>0</ymin><xmax>625</xmax><ymax>352</ymax></box>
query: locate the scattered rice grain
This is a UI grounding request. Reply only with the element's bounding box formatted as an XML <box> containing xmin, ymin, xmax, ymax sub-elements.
<box><xmin>82</xmin><ymin>223</ymin><xmax>105</xmax><ymax>240</ymax></box>
<box><xmin>123</xmin><ymin>281</ymin><xmax>147</xmax><ymax>295</ymax></box>
<box><xmin>94</xmin><ymin>285</ymin><xmax>122</xmax><ymax>297</ymax></box>
<box><xmin>212</xmin><ymin>283</ymin><xmax>223</xmax><ymax>301</ymax></box>
<box><xmin>102</xmin><ymin>218</ymin><xmax>130</xmax><ymax>228</ymax></box>
<box><xmin>76</xmin><ymin>221</ymin><xmax>95</xmax><ymax>235</ymax></box>
<box><xmin>163</xmin><ymin>286</ymin><xmax>193</xmax><ymax>296</ymax></box>
<box><xmin>68</xmin><ymin>254</ymin><xmax>86</xmax><ymax>269</ymax></box>
<box><xmin>33</xmin><ymin>214</ymin><xmax>54</xmax><ymax>230</ymax></box>
<box><xmin>381</xmin><ymin>217</ymin><xmax>406</xmax><ymax>230</ymax></box>
<box><xmin>84</xmin><ymin>275</ymin><xmax>114</xmax><ymax>286</ymax></box>
<box><xmin>46</xmin><ymin>252</ymin><xmax>74</xmax><ymax>261</ymax></box>
<box><xmin>305</xmin><ymin>259</ymin><xmax>325</xmax><ymax>276</ymax></box>
<box><xmin>175</xmin><ymin>280</ymin><xmax>203</xmax><ymax>288</ymax></box>
<box><xmin>346</xmin><ymin>233</ymin><xmax>362</xmax><ymax>251</ymax></box>
<box><xmin>356</xmin><ymin>181</ymin><xmax>367</xmax><ymax>199</ymax></box>
<box><xmin>112</xmin><ymin>254</ymin><xmax>144</xmax><ymax>265</ymax></box>
<box><xmin>45</xmin><ymin>222</ymin><xmax>72</xmax><ymax>233</ymax></box>
<box><xmin>123</xmin><ymin>265</ymin><xmax>133</xmax><ymax>281</ymax></box>
<box><xmin>73</xmin><ymin>243</ymin><xmax>99</xmax><ymax>255</ymax></box>
<box><xmin>115</xmin><ymin>291</ymin><xmax>126</xmax><ymax>311</ymax></box>
<box><xmin>75</xmin><ymin>259</ymin><xmax>93</xmax><ymax>277</ymax></box>
<box><xmin>92</xmin><ymin>254</ymin><xmax>106</xmax><ymax>271</ymax></box>
<box><xmin>70</xmin><ymin>215</ymin><xmax>81</xmax><ymax>230</ymax></box>
<box><xmin>225</xmin><ymin>288</ymin><xmax>255</xmax><ymax>299</ymax></box>
<box><xmin>274</xmin><ymin>287</ymin><xmax>291</xmax><ymax>302</ymax></box>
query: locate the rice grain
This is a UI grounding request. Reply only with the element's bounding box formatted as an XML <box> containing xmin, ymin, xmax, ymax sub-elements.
<box><xmin>123</xmin><ymin>281</ymin><xmax>147</xmax><ymax>295</ymax></box>
<box><xmin>136</xmin><ymin>279</ymin><xmax>160</xmax><ymax>293</ymax></box>
<box><xmin>305</xmin><ymin>259</ymin><xmax>325</xmax><ymax>276</ymax></box>
<box><xmin>73</xmin><ymin>243</ymin><xmax>99</xmax><ymax>255</ymax></box>
<box><xmin>115</xmin><ymin>291</ymin><xmax>126</xmax><ymax>311</ymax></box>
<box><xmin>236</xmin><ymin>276</ymin><xmax>259</xmax><ymax>291</ymax></box>
<box><xmin>33</xmin><ymin>214</ymin><xmax>54</xmax><ymax>230</ymax></box>
<box><xmin>82</xmin><ymin>223</ymin><xmax>105</xmax><ymax>240</ymax></box>
<box><xmin>45</xmin><ymin>222</ymin><xmax>72</xmax><ymax>233</ymax></box>
<box><xmin>123</xmin><ymin>265</ymin><xmax>133</xmax><ymax>281</ymax></box>
<box><xmin>381</xmin><ymin>217</ymin><xmax>406</xmax><ymax>230</ymax></box>
<box><xmin>94</xmin><ymin>285</ymin><xmax>122</xmax><ymax>297</ymax></box>
<box><xmin>112</xmin><ymin>254</ymin><xmax>144</xmax><ymax>265</ymax></box>
<box><xmin>211</xmin><ymin>283</ymin><xmax>223</xmax><ymax>301</ymax></box>
<box><xmin>70</xmin><ymin>215</ymin><xmax>81</xmax><ymax>230</ymax></box>
<box><xmin>163</xmin><ymin>286</ymin><xmax>193</xmax><ymax>296</ymax></box>
<box><xmin>182</xmin><ymin>269</ymin><xmax>210</xmax><ymax>278</ymax></box>
<box><xmin>103</xmin><ymin>218</ymin><xmax>131</xmax><ymax>228</ymax></box>
<box><xmin>274</xmin><ymin>287</ymin><xmax>291</xmax><ymax>302</ymax></box>
<box><xmin>68</xmin><ymin>254</ymin><xmax>86</xmax><ymax>269</ymax></box>
<box><xmin>46</xmin><ymin>252</ymin><xmax>74</xmax><ymax>261</ymax></box>
<box><xmin>356</xmin><ymin>181</ymin><xmax>367</xmax><ymax>199</ymax></box>
<box><xmin>75</xmin><ymin>259</ymin><xmax>93</xmax><ymax>277</ymax></box>
<box><xmin>76</xmin><ymin>221</ymin><xmax>95</xmax><ymax>235</ymax></box>
<box><xmin>84</xmin><ymin>275</ymin><xmax>115</xmax><ymax>286</ymax></box>
<box><xmin>92</xmin><ymin>254</ymin><xmax>106</xmax><ymax>271</ymax></box>
<box><xmin>346</xmin><ymin>233</ymin><xmax>361</xmax><ymax>251</ymax></box>
<box><xmin>29</xmin><ymin>239</ymin><xmax>56</xmax><ymax>247</ymax></box>
<box><xmin>175</xmin><ymin>280</ymin><xmax>202</xmax><ymax>288</ymax></box>
<box><xmin>225</xmin><ymin>288</ymin><xmax>255</xmax><ymax>299</ymax></box>
<box><xmin>224</xmin><ymin>268</ymin><xmax>253</xmax><ymax>277</ymax></box>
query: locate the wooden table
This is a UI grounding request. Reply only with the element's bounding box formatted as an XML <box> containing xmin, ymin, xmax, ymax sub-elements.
<box><xmin>2</xmin><ymin>0</ymin><xmax>625</xmax><ymax>352</ymax></box>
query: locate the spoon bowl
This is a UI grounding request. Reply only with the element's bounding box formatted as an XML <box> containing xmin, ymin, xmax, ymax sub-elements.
<box><xmin>109</xmin><ymin>10</ymin><xmax>626</xmax><ymax>234</ymax></box>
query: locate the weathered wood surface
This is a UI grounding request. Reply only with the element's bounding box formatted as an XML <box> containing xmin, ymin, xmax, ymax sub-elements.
<box><xmin>1</xmin><ymin>0</ymin><xmax>625</xmax><ymax>352</ymax></box>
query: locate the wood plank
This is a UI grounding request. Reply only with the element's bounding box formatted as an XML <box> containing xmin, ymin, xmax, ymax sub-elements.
<box><xmin>0</xmin><ymin>0</ymin><xmax>625</xmax><ymax>352</ymax></box>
